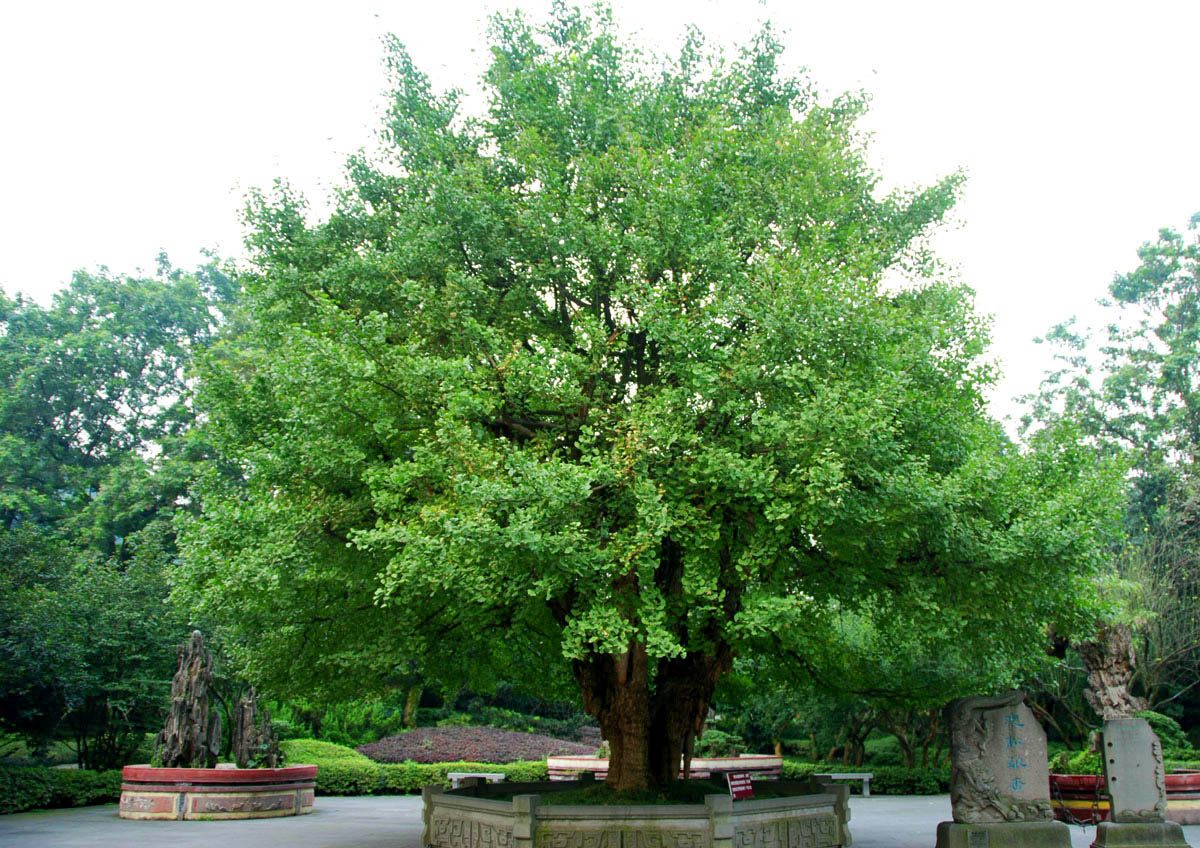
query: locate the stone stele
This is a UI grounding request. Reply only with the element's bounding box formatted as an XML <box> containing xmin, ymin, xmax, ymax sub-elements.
<box><xmin>1103</xmin><ymin>718</ymin><xmax>1167</xmax><ymax>823</ymax></box>
<box><xmin>1090</xmin><ymin>718</ymin><xmax>1187</xmax><ymax>848</ymax></box>
<box><xmin>936</xmin><ymin>691</ymin><xmax>1069</xmax><ymax>848</ymax></box>
<box><xmin>948</xmin><ymin>691</ymin><xmax>1053</xmax><ymax>824</ymax></box>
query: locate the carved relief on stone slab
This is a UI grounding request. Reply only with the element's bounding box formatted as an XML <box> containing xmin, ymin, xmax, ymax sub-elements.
<box><xmin>734</xmin><ymin>814</ymin><xmax>839</xmax><ymax>848</ymax></box>
<box><xmin>1103</xmin><ymin>718</ymin><xmax>1168</xmax><ymax>824</ymax></box>
<box><xmin>947</xmin><ymin>691</ymin><xmax>1054</xmax><ymax>824</ymax></box>
<box><xmin>432</xmin><ymin>815</ymin><xmax>515</xmax><ymax>848</ymax></box>
<box><xmin>535</xmin><ymin>831</ymin><xmax>707</xmax><ymax>848</ymax></box>
<box><xmin>195</xmin><ymin>793</ymin><xmax>293</xmax><ymax>813</ymax></box>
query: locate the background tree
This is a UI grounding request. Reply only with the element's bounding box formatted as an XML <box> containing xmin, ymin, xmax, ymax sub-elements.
<box><xmin>0</xmin><ymin>259</ymin><xmax>232</xmax><ymax>767</ymax></box>
<box><xmin>1026</xmin><ymin>213</ymin><xmax>1200</xmax><ymax>530</ymax></box>
<box><xmin>176</xmin><ymin>7</ymin><xmax>1125</xmax><ymax>790</ymax></box>
<box><xmin>1025</xmin><ymin>214</ymin><xmax>1200</xmax><ymax>729</ymax></box>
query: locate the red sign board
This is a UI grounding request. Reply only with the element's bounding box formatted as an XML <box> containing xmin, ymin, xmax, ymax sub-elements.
<box><xmin>726</xmin><ymin>771</ymin><xmax>754</xmax><ymax>800</ymax></box>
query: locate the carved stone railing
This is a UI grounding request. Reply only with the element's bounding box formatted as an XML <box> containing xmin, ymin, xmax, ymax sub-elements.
<box><xmin>422</xmin><ymin>778</ymin><xmax>851</xmax><ymax>848</ymax></box>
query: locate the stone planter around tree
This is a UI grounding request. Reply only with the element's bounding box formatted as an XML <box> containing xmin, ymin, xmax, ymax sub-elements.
<box><xmin>423</xmin><ymin>776</ymin><xmax>851</xmax><ymax>848</ymax></box>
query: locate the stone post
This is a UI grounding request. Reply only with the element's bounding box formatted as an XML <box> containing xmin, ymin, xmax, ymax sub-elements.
<box><xmin>513</xmin><ymin>794</ymin><xmax>540</xmax><ymax>848</ymax></box>
<box><xmin>830</xmin><ymin>783</ymin><xmax>852</xmax><ymax>847</ymax></box>
<box><xmin>422</xmin><ymin>785</ymin><xmax>444</xmax><ymax>847</ymax></box>
<box><xmin>706</xmin><ymin>794</ymin><xmax>734</xmax><ymax>848</ymax></box>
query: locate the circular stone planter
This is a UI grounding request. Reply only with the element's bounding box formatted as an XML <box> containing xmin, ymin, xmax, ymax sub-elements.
<box><xmin>423</xmin><ymin>777</ymin><xmax>850</xmax><ymax>848</ymax></box>
<box><xmin>119</xmin><ymin>764</ymin><xmax>318</xmax><ymax>820</ymax></box>
<box><xmin>1049</xmin><ymin>772</ymin><xmax>1200</xmax><ymax>825</ymax></box>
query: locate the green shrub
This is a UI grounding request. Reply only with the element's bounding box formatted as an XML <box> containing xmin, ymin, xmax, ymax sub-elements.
<box><xmin>863</xmin><ymin>735</ymin><xmax>905</xmax><ymax>767</ymax></box>
<box><xmin>694</xmin><ymin>730</ymin><xmax>745</xmax><ymax>758</ymax></box>
<box><xmin>781</xmin><ymin>759</ymin><xmax>949</xmax><ymax>795</ymax></box>
<box><xmin>281</xmin><ymin>738</ymin><xmax>372</xmax><ymax>763</ymax></box>
<box><xmin>280</xmin><ymin>738</ymin><xmax>380</xmax><ymax>794</ymax></box>
<box><xmin>127</xmin><ymin>733</ymin><xmax>156</xmax><ymax>766</ymax></box>
<box><xmin>1068</xmin><ymin>750</ymin><xmax>1102</xmax><ymax>775</ymax></box>
<box><xmin>502</xmin><ymin>761</ymin><xmax>550</xmax><ymax>783</ymax></box>
<box><xmin>436</xmin><ymin>712</ymin><xmax>475</xmax><ymax>728</ymax></box>
<box><xmin>0</xmin><ymin>767</ymin><xmax>122</xmax><ymax>814</ymax></box>
<box><xmin>377</xmin><ymin>762</ymin><xmax>422</xmax><ymax>793</ymax></box>
<box><xmin>373</xmin><ymin>760</ymin><xmax>549</xmax><ymax>794</ymax></box>
<box><xmin>1066</xmin><ymin>750</ymin><xmax>1102</xmax><ymax>775</ymax></box>
<box><xmin>1048</xmin><ymin>750</ymin><xmax>1073</xmax><ymax>773</ymax></box>
<box><xmin>312</xmin><ymin>760</ymin><xmax>381</xmax><ymax>796</ymax></box>
<box><xmin>780</xmin><ymin>737</ymin><xmax>813</xmax><ymax>759</ymax></box>
<box><xmin>270</xmin><ymin>718</ymin><xmax>307</xmax><ymax>741</ymax></box>
<box><xmin>280</xmin><ymin>738</ymin><xmax>550</xmax><ymax>796</ymax></box>
<box><xmin>1137</xmin><ymin>711</ymin><xmax>1191</xmax><ymax>751</ymax></box>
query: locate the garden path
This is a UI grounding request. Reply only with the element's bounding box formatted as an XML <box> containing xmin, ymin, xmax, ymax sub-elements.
<box><xmin>0</xmin><ymin>794</ymin><xmax>1190</xmax><ymax>848</ymax></box>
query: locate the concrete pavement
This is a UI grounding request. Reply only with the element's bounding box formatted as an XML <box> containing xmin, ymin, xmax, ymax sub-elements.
<box><xmin>0</xmin><ymin>795</ymin><xmax>423</xmax><ymax>848</ymax></box>
<box><xmin>1</xmin><ymin>794</ymin><xmax>1196</xmax><ymax>848</ymax></box>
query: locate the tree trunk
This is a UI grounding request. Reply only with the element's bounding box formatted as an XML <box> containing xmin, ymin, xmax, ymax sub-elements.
<box><xmin>1077</xmin><ymin>623</ymin><xmax>1148</xmax><ymax>719</ymax></box>
<box><xmin>566</xmin><ymin>538</ymin><xmax>735</xmax><ymax>791</ymax></box>
<box><xmin>574</xmin><ymin>641</ymin><xmax>731</xmax><ymax>790</ymax></box>
<box><xmin>403</xmin><ymin>684</ymin><xmax>422</xmax><ymax>729</ymax></box>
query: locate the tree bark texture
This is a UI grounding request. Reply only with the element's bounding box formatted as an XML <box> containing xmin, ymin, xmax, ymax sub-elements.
<box><xmin>154</xmin><ymin>631</ymin><xmax>221</xmax><ymax>768</ymax></box>
<box><xmin>563</xmin><ymin>537</ymin><xmax>737</xmax><ymax>790</ymax></box>
<box><xmin>574</xmin><ymin>642</ymin><xmax>731</xmax><ymax>790</ymax></box>
<box><xmin>1077</xmin><ymin>623</ymin><xmax>1148</xmax><ymax>719</ymax></box>
<box><xmin>403</xmin><ymin>684</ymin><xmax>422</xmax><ymax>729</ymax></box>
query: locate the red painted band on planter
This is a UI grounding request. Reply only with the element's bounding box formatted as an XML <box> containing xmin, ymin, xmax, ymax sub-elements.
<box><xmin>121</xmin><ymin>781</ymin><xmax>315</xmax><ymax>794</ymax></box>
<box><xmin>122</xmin><ymin>765</ymin><xmax>318</xmax><ymax>784</ymax></box>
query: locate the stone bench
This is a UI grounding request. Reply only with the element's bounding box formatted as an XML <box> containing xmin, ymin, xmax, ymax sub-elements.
<box><xmin>547</xmin><ymin>755</ymin><xmax>783</xmax><ymax>781</ymax></box>
<box><xmin>814</xmin><ymin>772</ymin><xmax>873</xmax><ymax>797</ymax></box>
<box><xmin>447</xmin><ymin>771</ymin><xmax>505</xmax><ymax>789</ymax></box>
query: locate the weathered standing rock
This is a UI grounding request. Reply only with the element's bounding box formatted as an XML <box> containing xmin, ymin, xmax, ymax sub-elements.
<box><xmin>154</xmin><ymin>631</ymin><xmax>221</xmax><ymax>768</ymax></box>
<box><xmin>231</xmin><ymin>687</ymin><xmax>281</xmax><ymax>769</ymax></box>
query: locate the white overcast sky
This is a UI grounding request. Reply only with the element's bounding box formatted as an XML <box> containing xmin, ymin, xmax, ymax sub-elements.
<box><xmin>2</xmin><ymin>0</ymin><xmax>1199</xmax><ymax>422</ymax></box>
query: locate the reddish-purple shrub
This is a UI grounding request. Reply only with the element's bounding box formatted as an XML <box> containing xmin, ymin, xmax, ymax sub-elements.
<box><xmin>357</xmin><ymin>726</ymin><xmax>598</xmax><ymax>764</ymax></box>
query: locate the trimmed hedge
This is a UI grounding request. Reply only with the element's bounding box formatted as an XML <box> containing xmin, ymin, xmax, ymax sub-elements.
<box><xmin>282</xmin><ymin>738</ymin><xmax>549</xmax><ymax>796</ymax></box>
<box><xmin>782</xmin><ymin>759</ymin><xmax>950</xmax><ymax>795</ymax></box>
<box><xmin>281</xmin><ymin>738</ymin><xmax>373</xmax><ymax>764</ymax></box>
<box><xmin>0</xmin><ymin>767</ymin><xmax>122</xmax><ymax>815</ymax></box>
<box><xmin>279</xmin><ymin>740</ymin><xmax>952</xmax><ymax>798</ymax></box>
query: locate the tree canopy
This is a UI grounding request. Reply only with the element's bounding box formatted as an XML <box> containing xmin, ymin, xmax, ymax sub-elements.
<box><xmin>0</xmin><ymin>259</ymin><xmax>231</xmax><ymax>767</ymax></box>
<box><xmin>175</xmin><ymin>7</ymin><xmax>1125</xmax><ymax>789</ymax></box>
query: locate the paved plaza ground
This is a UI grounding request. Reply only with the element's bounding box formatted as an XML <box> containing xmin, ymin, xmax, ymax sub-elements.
<box><xmin>0</xmin><ymin>794</ymin><xmax>1195</xmax><ymax>848</ymax></box>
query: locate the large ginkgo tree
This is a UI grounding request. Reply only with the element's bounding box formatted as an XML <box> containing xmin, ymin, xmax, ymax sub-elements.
<box><xmin>176</xmin><ymin>7</ymin><xmax>1124</xmax><ymax>790</ymax></box>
